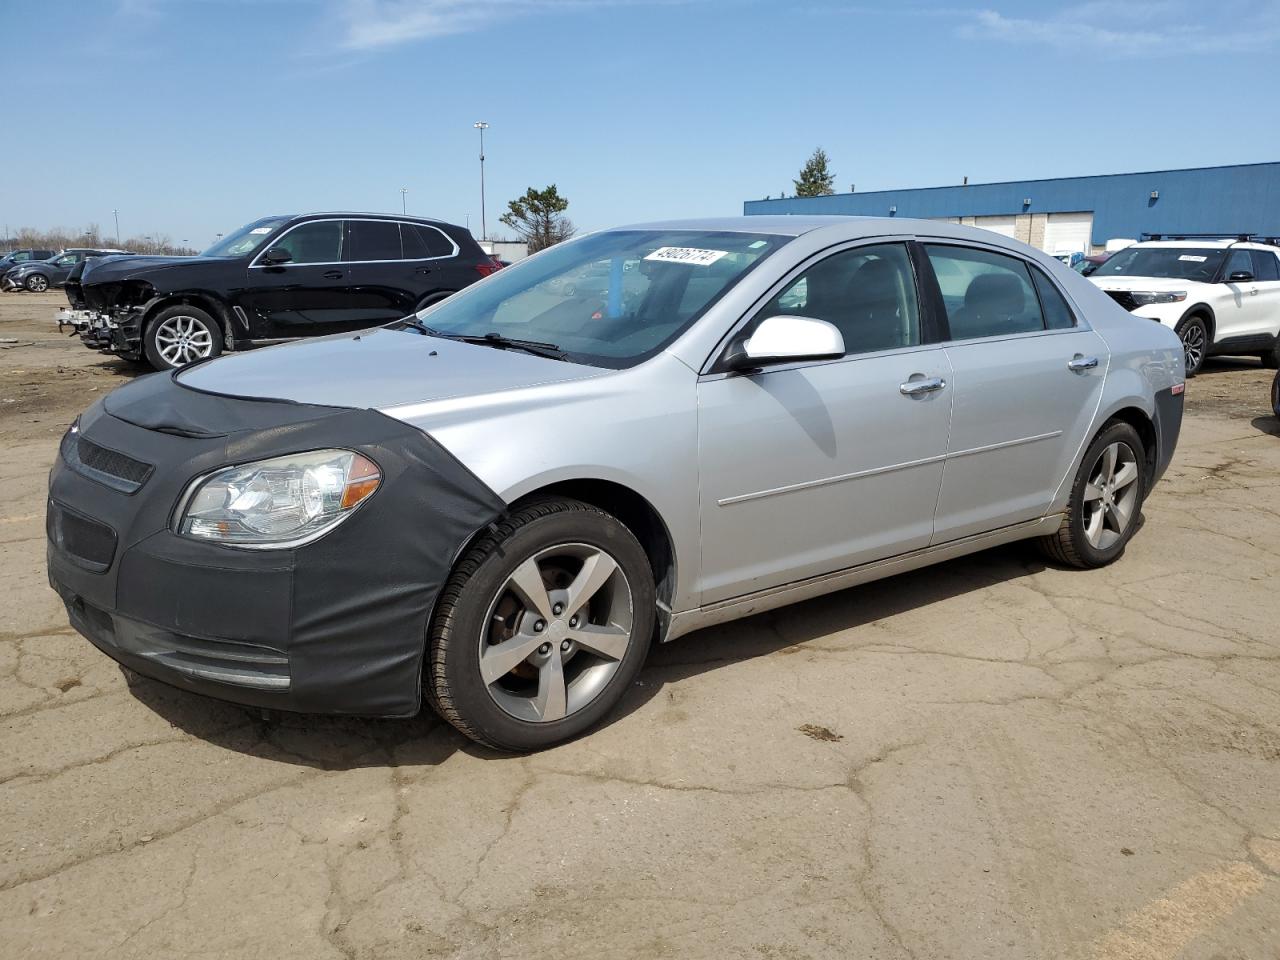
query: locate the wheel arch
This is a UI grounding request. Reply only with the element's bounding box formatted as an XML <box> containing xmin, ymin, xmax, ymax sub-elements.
<box><xmin>142</xmin><ymin>293</ymin><xmax>235</xmax><ymax>346</ymax></box>
<box><xmin>413</xmin><ymin>290</ymin><xmax>455</xmax><ymax>313</ymax></box>
<box><xmin>1179</xmin><ymin>302</ymin><xmax>1216</xmax><ymax>340</ymax></box>
<box><xmin>1101</xmin><ymin>406</ymin><xmax>1159</xmax><ymax>495</ymax></box>
<box><xmin>506</xmin><ymin>478</ymin><xmax>678</xmax><ymax>641</ymax></box>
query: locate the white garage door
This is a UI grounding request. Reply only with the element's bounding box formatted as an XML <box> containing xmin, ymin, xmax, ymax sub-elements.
<box><xmin>973</xmin><ymin>215</ymin><xmax>1016</xmax><ymax>238</ymax></box>
<box><xmin>1043</xmin><ymin>212</ymin><xmax>1094</xmax><ymax>255</ymax></box>
<box><xmin>929</xmin><ymin>217</ymin><xmax>961</xmax><ymax>224</ymax></box>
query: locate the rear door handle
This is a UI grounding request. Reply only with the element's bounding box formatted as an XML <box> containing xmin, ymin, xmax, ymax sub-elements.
<box><xmin>323</xmin><ymin>270</ymin><xmax>344</xmax><ymax>280</ymax></box>
<box><xmin>899</xmin><ymin>376</ymin><xmax>946</xmax><ymax>396</ymax></box>
<box><xmin>1067</xmin><ymin>355</ymin><xmax>1099</xmax><ymax>372</ymax></box>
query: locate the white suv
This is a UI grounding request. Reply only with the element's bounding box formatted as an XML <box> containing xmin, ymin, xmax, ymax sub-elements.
<box><xmin>1089</xmin><ymin>237</ymin><xmax>1280</xmax><ymax>375</ymax></box>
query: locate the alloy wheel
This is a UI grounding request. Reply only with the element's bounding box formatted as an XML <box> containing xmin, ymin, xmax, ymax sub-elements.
<box><xmin>154</xmin><ymin>315</ymin><xmax>214</xmax><ymax>367</ymax></box>
<box><xmin>1180</xmin><ymin>323</ymin><xmax>1205</xmax><ymax>374</ymax></box>
<box><xmin>479</xmin><ymin>542</ymin><xmax>634</xmax><ymax>724</ymax></box>
<box><xmin>28</xmin><ymin>275</ymin><xmax>48</xmax><ymax>292</ymax></box>
<box><xmin>1082</xmin><ymin>441</ymin><xmax>1140</xmax><ymax>550</ymax></box>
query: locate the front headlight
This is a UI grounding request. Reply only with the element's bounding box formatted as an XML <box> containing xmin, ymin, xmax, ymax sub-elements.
<box><xmin>1129</xmin><ymin>291</ymin><xmax>1187</xmax><ymax>306</ymax></box>
<box><xmin>176</xmin><ymin>449</ymin><xmax>381</xmax><ymax>548</ymax></box>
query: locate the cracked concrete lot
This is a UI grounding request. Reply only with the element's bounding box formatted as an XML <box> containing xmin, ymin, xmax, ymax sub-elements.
<box><xmin>2</xmin><ymin>292</ymin><xmax>1279</xmax><ymax>959</ymax></box>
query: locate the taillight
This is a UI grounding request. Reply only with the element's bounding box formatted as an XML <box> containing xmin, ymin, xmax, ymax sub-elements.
<box><xmin>475</xmin><ymin>261</ymin><xmax>502</xmax><ymax>277</ymax></box>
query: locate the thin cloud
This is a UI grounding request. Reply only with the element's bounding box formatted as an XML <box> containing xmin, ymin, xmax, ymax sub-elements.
<box><xmin>338</xmin><ymin>0</ymin><xmax>686</xmax><ymax>50</ymax></box>
<box><xmin>961</xmin><ymin>4</ymin><xmax>1280</xmax><ymax>56</ymax></box>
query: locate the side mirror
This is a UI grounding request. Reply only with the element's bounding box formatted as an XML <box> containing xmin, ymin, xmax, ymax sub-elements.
<box><xmin>261</xmin><ymin>247</ymin><xmax>293</xmax><ymax>266</ymax></box>
<box><xmin>725</xmin><ymin>315</ymin><xmax>845</xmax><ymax>371</ymax></box>
<box><xmin>1227</xmin><ymin>270</ymin><xmax>1254</xmax><ymax>283</ymax></box>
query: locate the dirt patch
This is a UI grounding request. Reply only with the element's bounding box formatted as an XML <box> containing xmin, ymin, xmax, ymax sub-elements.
<box><xmin>797</xmin><ymin>723</ymin><xmax>843</xmax><ymax>742</ymax></box>
<box><xmin>0</xmin><ymin>290</ymin><xmax>142</xmax><ymax>444</ymax></box>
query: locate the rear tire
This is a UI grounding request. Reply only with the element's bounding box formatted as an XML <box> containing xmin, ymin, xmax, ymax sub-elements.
<box><xmin>1272</xmin><ymin>371</ymin><xmax>1280</xmax><ymax>420</ymax></box>
<box><xmin>1174</xmin><ymin>315</ymin><xmax>1209</xmax><ymax>377</ymax></box>
<box><xmin>1263</xmin><ymin>341</ymin><xmax>1280</xmax><ymax>370</ymax></box>
<box><xmin>426</xmin><ymin>498</ymin><xmax>655</xmax><ymax>752</ymax></box>
<box><xmin>143</xmin><ymin>305</ymin><xmax>223</xmax><ymax>370</ymax></box>
<box><xmin>1039</xmin><ymin>421</ymin><xmax>1147</xmax><ymax>569</ymax></box>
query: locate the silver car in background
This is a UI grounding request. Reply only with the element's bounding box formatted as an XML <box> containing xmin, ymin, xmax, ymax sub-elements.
<box><xmin>48</xmin><ymin>217</ymin><xmax>1184</xmax><ymax>751</ymax></box>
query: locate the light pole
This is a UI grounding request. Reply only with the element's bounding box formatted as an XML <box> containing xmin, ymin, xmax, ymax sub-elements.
<box><xmin>400</xmin><ymin>187</ymin><xmax>408</xmax><ymax>215</ymax></box>
<box><xmin>473</xmin><ymin>121</ymin><xmax>489</xmax><ymax>241</ymax></box>
<box><xmin>112</xmin><ymin>209</ymin><xmax>120</xmax><ymax>245</ymax></box>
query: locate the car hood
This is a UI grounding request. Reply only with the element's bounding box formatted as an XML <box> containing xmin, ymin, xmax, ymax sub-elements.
<box><xmin>1089</xmin><ymin>275</ymin><xmax>1209</xmax><ymax>292</ymax></box>
<box><xmin>81</xmin><ymin>255</ymin><xmax>198</xmax><ymax>284</ymax></box>
<box><xmin>177</xmin><ymin>327</ymin><xmax>610</xmax><ymax>410</ymax></box>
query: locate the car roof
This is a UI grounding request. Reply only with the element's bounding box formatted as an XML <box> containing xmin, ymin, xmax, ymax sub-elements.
<box><xmin>612</xmin><ymin>215</ymin><xmax>1052</xmax><ymax>251</ymax></box>
<box><xmin>1134</xmin><ymin>239</ymin><xmax>1280</xmax><ymax>250</ymax></box>
<box><xmin>290</xmin><ymin>212</ymin><xmax>461</xmax><ymax>229</ymax></box>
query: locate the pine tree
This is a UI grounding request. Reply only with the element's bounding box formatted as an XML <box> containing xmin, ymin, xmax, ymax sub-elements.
<box><xmin>794</xmin><ymin>148</ymin><xmax>836</xmax><ymax>198</ymax></box>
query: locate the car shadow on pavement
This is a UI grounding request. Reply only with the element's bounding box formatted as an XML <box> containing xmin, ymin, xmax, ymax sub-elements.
<box><xmin>615</xmin><ymin>542</ymin><xmax>1048</xmax><ymax>723</ymax></box>
<box><xmin>1251</xmin><ymin>416</ymin><xmax>1280</xmax><ymax>437</ymax></box>
<box><xmin>118</xmin><ymin>542</ymin><xmax>1048</xmax><ymax>767</ymax></box>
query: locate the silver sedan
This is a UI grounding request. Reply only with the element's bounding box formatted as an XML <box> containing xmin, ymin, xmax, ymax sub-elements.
<box><xmin>50</xmin><ymin>217</ymin><xmax>1185</xmax><ymax>751</ymax></box>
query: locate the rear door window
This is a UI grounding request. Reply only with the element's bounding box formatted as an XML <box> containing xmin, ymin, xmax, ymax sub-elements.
<box><xmin>348</xmin><ymin>220</ymin><xmax>403</xmax><ymax>261</ymax></box>
<box><xmin>925</xmin><ymin>245</ymin><xmax>1045</xmax><ymax>340</ymax></box>
<box><xmin>1249</xmin><ymin>250</ymin><xmax>1280</xmax><ymax>282</ymax></box>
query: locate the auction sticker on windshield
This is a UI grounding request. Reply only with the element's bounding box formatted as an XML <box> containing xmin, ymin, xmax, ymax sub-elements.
<box><xmin>645</xmin><ymin>247</ymin><xmax>729</xmax><ymax>267</ymax></box>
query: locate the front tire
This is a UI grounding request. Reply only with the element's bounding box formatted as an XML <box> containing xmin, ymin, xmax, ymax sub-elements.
<box><xmin>426</xmin><ymin>498</ymin><xmax>655</xmax><ymax>752</ymax></box>
<box><xmin>1039</xmin><ymin>421</ymin><xmax>1147</xmax><ymax>569</ymax></box>
<box><xmin>25</xmin><ymin>274</ymin><xmax>49</xmax><ymax>293</ymax></box>
<box><xmin>1175</xmin><ymin>315</ymin><xmax>1209</xmax><ymax>377</ymax></box>
<box><xmin>1272</xmin><ymin>371</ymin><xmax>1280</xmax><ymax>420</ymax></box>
<box><xmin>143</xmin><ymin>305</ymin><xmax>223</xmax><ymax>370</ymax></box>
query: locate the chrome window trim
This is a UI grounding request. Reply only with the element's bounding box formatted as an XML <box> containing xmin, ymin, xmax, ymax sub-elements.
<box><xmin>248</xmin><ymin>217</ymin><xmax>459</xmax><ymax>269</ymax></box>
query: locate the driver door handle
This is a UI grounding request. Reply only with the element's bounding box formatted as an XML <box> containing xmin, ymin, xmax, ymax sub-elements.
<box><xmin>1067</xmin><ymin>355</ymin><xmax>1099</xmax><ymax>372</ymax></box>
<box><xmin>322</xmin><ymin>270</ymin><xmax>344</xmax><ymax>280</ymax></box>
<box><xmin>899</xmin><ymin>376</ymin><xmax>946</xmax><ymax>396</ymax></box>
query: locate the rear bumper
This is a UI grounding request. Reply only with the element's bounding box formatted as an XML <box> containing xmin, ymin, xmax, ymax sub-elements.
<box><xmin>1151</xmin><ymin>385</ymin><xmax>1183</xmax><ymax>487</ymax></box>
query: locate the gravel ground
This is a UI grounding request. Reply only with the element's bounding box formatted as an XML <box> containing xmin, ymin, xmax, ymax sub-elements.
<box><xmin>2</xmin><ymin>290</ymin><xmax>1279</xmax><ymax>959</ymax></box>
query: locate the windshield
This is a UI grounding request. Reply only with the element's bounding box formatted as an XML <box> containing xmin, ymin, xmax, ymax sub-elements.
<box><xmin>201</xmin><ymin>217</ymin><xmax>289</xmax><ymax>258</ymax></box>
<box><xmin>405</xmin><ymin>229</ymin><xmax>787</xmax><ymax>368</ymax></box>
<box><xmin>1093</xmin><ymin>246</ymin><xmax>1225</xmax><ymax>282</ymax></box>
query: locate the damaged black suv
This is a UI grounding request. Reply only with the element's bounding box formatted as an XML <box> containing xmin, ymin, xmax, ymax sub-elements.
<box><xmin>67</xmin><ymin>213</ymin><xmax>496</xmax><ymax>369</ymax></box>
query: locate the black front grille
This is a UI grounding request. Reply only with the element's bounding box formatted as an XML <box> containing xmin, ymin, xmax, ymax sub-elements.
<box><xmin>60</xmin><ymin>428</ymin><xmax>153</xmax><ymax>493</ymax></box>
<box><xmin>1105</xmin><ymin>290</ymin><xmax>1139</xmax><ymax>312</ymax></box>
<box><xmin>48</xmin><ymin>501</ymin><xmax>117</xmax><ymax>572</ymax></box>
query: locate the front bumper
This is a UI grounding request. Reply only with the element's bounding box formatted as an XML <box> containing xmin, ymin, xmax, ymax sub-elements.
<box><xmin>47</xmin><ymin>372</ymin><xmax>504</xmax><ymax>717</ymax></box>
<box><xmin>107</xmin><ymin>306</ymin><xmax>146</xmax><ymax>359</ymax></box>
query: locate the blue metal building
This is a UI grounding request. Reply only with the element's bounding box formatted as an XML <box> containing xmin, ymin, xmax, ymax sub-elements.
<box><xmin>743</xmin><ymin>162</ymin><xmax>1280</xmax><ymax>255</ymax></box>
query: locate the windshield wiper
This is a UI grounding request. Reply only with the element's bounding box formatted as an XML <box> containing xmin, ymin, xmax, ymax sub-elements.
<box><xmin>398</xmin><ymin>317</ymin><xmax>440</xmax><ymax>336</ymax></box>
<box><xmin>450</xmin><ymin>332</ymin><xmax>568</xmax><ymax>361</ymax></box>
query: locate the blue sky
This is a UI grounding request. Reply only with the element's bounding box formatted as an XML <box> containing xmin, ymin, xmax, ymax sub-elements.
<box><xmin>2</xmin><ymin>0</ymin><xmax>1278</xmax><ymax>248</ymax></box>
